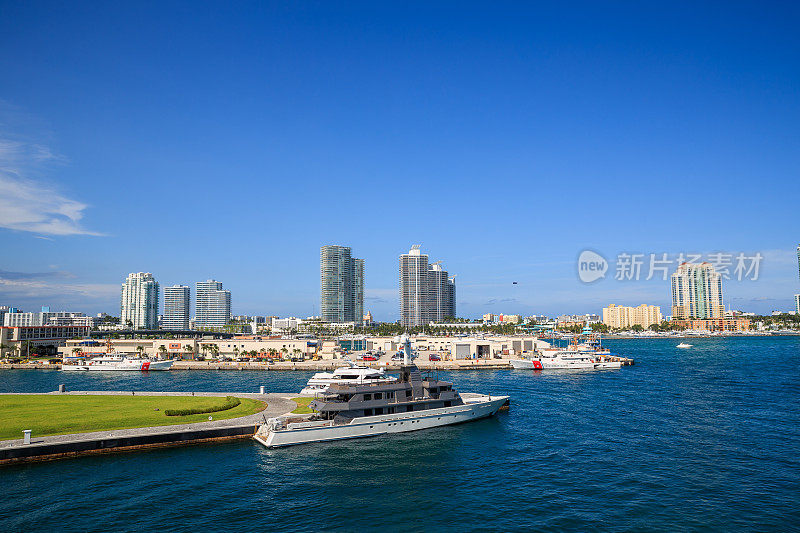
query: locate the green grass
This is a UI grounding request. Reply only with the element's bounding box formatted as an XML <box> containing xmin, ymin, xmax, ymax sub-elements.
<box><xmin>291</xmin><ymin>397</ymin><xmax>314</xmax><ymax>414</ymax></box>
<box><xmin>0</xmin><ymin>395</ymin><xmax>266</xmax><ymax>441</ymax></box>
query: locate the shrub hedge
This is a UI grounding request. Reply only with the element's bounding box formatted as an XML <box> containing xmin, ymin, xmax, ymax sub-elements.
<box><xmin>165</xmin><ymin>396</ymin><xmax>241</xmax><ymax>416</ymax></box>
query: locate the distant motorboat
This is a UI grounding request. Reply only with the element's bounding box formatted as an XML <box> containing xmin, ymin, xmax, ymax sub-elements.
<box><xmin>676</xmin><ymin>342</ymin><xmax>693</xmax><ymax>349</ymax></box>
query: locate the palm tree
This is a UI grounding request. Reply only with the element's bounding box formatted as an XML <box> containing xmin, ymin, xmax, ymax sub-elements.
<box><xmin>280</xmin><ymin>347</ymin><xmax>288</xmax><ymax>361</ymax></box>
<box><xmin>136</xmin><ymin>345</ymin><xmax>146</xmax><ymax>358</ymax></box>
<box><xmin>0</xmin><ymin>342</ymin><xmax>9</xmax><ymax>359</ymax></box>
<box><xmin>210</xmin><ymin>344</ymin><xmax>220</xmax><ymax>360</ymax></box>
<box><xmin>268</xmin><ymin>348</ymin><xmax>277</xmax><ymax>361</ymax></box>
<box><xmin>184</xmin><ymin>344</ymin><xmax>194</xmax><ymax>360</ymax></box>
<box><xmin>293</xmin><ymin>348</ymin><xmax>302</xmax><ymax>360</ymax></box>
<box><xmin>158</xmin><ymin>345</ymin><xmax>167</xmax><ymax>360</ymax></box>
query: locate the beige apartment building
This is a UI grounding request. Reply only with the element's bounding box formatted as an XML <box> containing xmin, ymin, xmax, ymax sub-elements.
<box><xmin>602</xmin><ymin>304</ymin><xmax>663</xmax><ymax>329</ymax></box>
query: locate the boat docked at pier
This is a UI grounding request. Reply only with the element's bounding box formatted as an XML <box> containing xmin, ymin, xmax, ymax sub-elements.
<box><xmin>511</xmin><ymin>331</ymin><xmax>622</xmax><ymax>370</ymax></box>
<box><xmin>255</xmin><ymin>337</ymin><xmax>508</xmax><ymax>448</ymax></box>
<box><xmin>300</xmin><ymin>363</ymin><xmax>396</xmax><ymax>395</ymax></box>
<box><xmin>61</xmin><ymin>355</ymin><xmax>174</xmax><ymax>371</ymax></box>
<box><xmin>61</xmin><ymin>340</ymin><xmax>174</xmax><ymax>371</ymax></box>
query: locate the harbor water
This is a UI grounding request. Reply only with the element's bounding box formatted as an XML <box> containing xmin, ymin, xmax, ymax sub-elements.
<box><xmin>1</xmin><ymin>336</ymin><xmax>799</xmax><ymax>531</ymax></box>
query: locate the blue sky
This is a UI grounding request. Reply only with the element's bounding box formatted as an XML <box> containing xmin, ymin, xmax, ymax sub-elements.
<box><xmin>1</xmin><ymin>2</ymin><xmax>798</xmax><ymax>320</ymax></box>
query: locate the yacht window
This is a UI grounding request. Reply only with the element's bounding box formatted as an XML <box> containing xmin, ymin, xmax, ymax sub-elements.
<box><xmin>444</xmin><ymin>400</ymin><xmax>451</xmax><ymax>407</ymax></box>
<box><xmin>388</xmin><ymin>407</ymin><xmax>395</xmax><ymax>414</ymax></box>
<box><xmin>374</xmin><ymin>393</ymin><xmax>382</xmax><ymax>400</ymax></box>
<box><xmin>364</xmin><ymin>394</ymin><xmax>372</xmax><ymax>401</ymax></box>
<box><xmin>364</xmin><ymin>408</ymin><xmax>373</xmax><ymax>416</ymax></box>
<box><xmin>375</xmin><ymin>407</ymin><xmax>384</xmax><ymax>415</ymax></box>
<box><xmin>406</xmin><ymin>404</ymin><xmax>414</xmax><ymax>412</ymax></box>
<box><xmin>386</xmin><ymin>391</ymin><xmax>394</xmax><ymax>399</ymax></box>
<box><xmin>405</xmin><ymin>390</ymin><xmax>412</xmax><ymax>398</ymax></box>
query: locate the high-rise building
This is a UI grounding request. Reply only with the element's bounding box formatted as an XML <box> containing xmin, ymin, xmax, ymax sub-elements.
<box><xmin>353</xmin><ymin>257</ymin><xmax>364</xmax><ymax>326</ymax></box>
<box><xmin>195</xmin><ymin>280</ymin><xmax>231</xmax><ymax>328</ymax></box>
<box><xmin>671</xmin><ymin>262</ymin><xmax>724</xmax><ymax>319</ymax></box>
<box><xmin>797</xmin><ymin>244</ymin><xmax>800</xmax><ymax>281</ymax></box>
<box><xmin>602</xmin><ymin>304</ymin><xmax>663</xmax><ymax>329</ymax></box>
<box><xmin>163</xmin><ymin>285</ymin><xmax>190</xmax><ymax>330</ymax></box>
<box><xmin>320</xmin><ymin>245</ymin><xmax>364</xmax><ymax>323</ymax></box>
<box><xmin>121</xmin><ymin>272</ymin><xmax>159</xmax><ymax>329</ymax></box>
<box><xmin>399</xmin><ymin>245</ymin><xmax>456</xmax><ymax>327</ymax></box>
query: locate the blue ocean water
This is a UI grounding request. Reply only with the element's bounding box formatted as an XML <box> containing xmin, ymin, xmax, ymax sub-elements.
<box><xmin>1</xmin><ymin>337</ymin><xmax>799</xmax><ymax>531</ymax></box>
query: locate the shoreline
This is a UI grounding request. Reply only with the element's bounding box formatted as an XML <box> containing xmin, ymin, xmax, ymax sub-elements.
<box><xmin>0</xmin><ymin>392</ymin><xmax>295</xmax><ymax>465</ymax></box>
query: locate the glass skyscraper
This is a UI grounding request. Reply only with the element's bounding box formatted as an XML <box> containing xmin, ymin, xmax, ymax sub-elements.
<box><xmin>120</xmin><ymin>272</ymin><xmax>159</xmax><ymax>329</ymax></box>
<box><xmin>399</xmin><ymin>245</ymin><xmax>456</xmax><ymax>327</ymax></box>
<box><xmin>670</xmin><ymin>262</ymin><xmax>724</xmax><ymax>319</ymax></box>
<box><xmin>163</xmin><ymin>285</ymin><xmax>190</xmax><ymax>330</ymax></box>
<box><xmin>195</xmin><ymin>280</ymin><xmax>231</xmax><ymax>329</ymax></box>
<box><xmin>320</xmin><ymin>245</ymin><xmax>364</xmax><ymax>323</ymax></box>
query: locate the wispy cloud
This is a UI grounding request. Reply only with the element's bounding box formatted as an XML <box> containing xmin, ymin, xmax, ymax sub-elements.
<box><xmin>0</xmin><ymin>137</ymin><xmax>103</xmax><ymax>236</ymax></box>
<box><xmin>365</xmin><ymin>288</ymin><xmax>396</xmax><ymax>304</ymax></box>
<box><xmin>0</xmin><ymin>269</ymin><xmax>118</xmax><ymax>300</ymax></box>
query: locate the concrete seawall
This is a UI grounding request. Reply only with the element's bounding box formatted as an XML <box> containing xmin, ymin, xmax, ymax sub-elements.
<box><xmin>1</xmin><ymin>357</ymin><xmax>634</xmax><ymax>371</ymax></box>
<box><xmin>0</xmin><ymin>424</ymin><xmax>259</xmax><ymax>464</ymax></box>
<box><xmin>0</xmin><ymin>392</ymin><xmax>296</xmax><ymax>466</ymax></box>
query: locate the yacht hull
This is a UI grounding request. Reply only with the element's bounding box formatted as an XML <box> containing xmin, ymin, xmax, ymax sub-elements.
<box><xmin>254</xmin><ymin>394</ymin><xmax>509</xmax><ymax>448</ymax></box>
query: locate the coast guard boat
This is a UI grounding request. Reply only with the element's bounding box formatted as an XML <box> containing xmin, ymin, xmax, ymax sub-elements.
<box><xmin>255</xmin><ymin>337</ymin><xmax>508</xmax><ymax>448</ymax></box>
<box><xmin>61</xmin><ymin>340</ymin><xmax>174</xmax><ymax>371</ymax></box>
<box><xmin>61</xmin><ymin>355</ymin><xmax>174</xmax><ymax>371</ymax></box>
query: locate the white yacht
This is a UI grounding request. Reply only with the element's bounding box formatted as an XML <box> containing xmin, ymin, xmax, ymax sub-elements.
<box><xmin>61</xmin><ymin>355</ymin><xmax>174</xmax><ymax>371</ymax></box>
<box><xmin>511</xmin><ymin>348</ymin><xmax>597</xmax><ymax>370</ymax></box>
<box><xmin>676</xmin><ymin>342</ymin><xmax>693</xmax><ymax>349</ymax></box>
<box><xmin>299</xmin><ymin>363</ymin><xmax>396</xmax><ymax>395</ymax></box>
<box><xmin>255</xmin><ymin>338</ymin><xmax>508</xmax><ymax>448</ymax></box>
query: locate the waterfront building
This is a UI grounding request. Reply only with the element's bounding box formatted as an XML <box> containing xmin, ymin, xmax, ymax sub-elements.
<box><xmin>795</xmin><ymin>294</ymin><xmax>800</xmax><ymax>315</ymax></box>
<box><xmin>4</xmin><ymin>311</ymin><xmax>93</xmax><ymax>328</ymax></box>
<box><xmin>399</xmin><ymin>245</ymin><xmax>456</xmax><ymax>327</ymax></box>
<box><xmin>195</xmin><ymin>280</ymin><xmax>231</xmax><ymax>329</ymax></box>
<box><xmin>557</xmin><ymin>314</ymin><xmax>601</xmax><ymax>326</ymax></box>
<box><xmin>797</xmin><ymin>244</ymin><xmax>800</xmax><ymax>280</ymax></box>
<box><xmin>163</xmin><ymin>285</ymin><xmax>190</xmax><ymax>330</ymax></box>
<box><xmin>320</xmin><ymin>245</ymin><xmax>364</xmax><ymax>324</ymax></box>
<box><xmin>672</xmin><ymin>317</ymin><xmax>751</xmax><ymax>332</ymax></box>
<box><xmin>602</xmin><ymin>304</ymin><xmax>663</xmax><ymax>329</ymax></box>
<box><xmin>671</xmin><ymin>262</ymin><xmax>724</xmax><ymax>319</ymax></box>
<box><xmin>1</xmin><ymin>324</ymin><xmax>92</xmax><ymax>352</ymax></box>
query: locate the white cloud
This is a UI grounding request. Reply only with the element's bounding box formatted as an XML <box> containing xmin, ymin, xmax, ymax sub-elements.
<box><xmin>0</xmin><ymin>277</ymin><xmax>119</xmax><ymax>300</ymax></box>
<box><xmin>0</xmin><ymin>139</ymin><xmax>103</xmax><ymax>236</ymax></box>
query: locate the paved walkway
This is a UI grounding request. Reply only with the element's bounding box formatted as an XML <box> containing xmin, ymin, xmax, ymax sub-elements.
<box><xmin>0</xmin><ymin>392</ymin><xmax>297</xmax><ymax>450</ymax></box>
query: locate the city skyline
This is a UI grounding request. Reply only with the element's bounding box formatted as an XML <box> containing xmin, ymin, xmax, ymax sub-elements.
<box><xmin>1</xmin><ymin>4</ymin><xmax>799</xmax><ymax>319</ymax></box>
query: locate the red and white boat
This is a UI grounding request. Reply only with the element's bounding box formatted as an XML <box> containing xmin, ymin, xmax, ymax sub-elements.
<box><xmin>61</xmin><ymin>355</ymin><xmax>173</xmax><ymax>371</ymax></box>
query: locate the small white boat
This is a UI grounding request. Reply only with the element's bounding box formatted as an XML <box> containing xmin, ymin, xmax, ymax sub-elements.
<box><xmin>676</xmin><ymin>343</ymin><xmax>693</xmax><ymax>349</ymax></box>
<box><xmin>299</xmin><ymin>363</ymin><xmax>395</xmax><ymax>395</ymax></box>
<box><xmin>61</xmin><ymin>355</ymin><xmax>174</xmax><ymax>371</ymax></box>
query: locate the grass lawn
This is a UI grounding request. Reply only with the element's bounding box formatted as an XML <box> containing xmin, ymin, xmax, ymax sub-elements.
<box><xmin>0</xmin><ymin>395</ymin><xmax>266</xmax><ymax>441</ymax></box>
<box><xmin>291</xmin><ymin>397</ymin><xmax>314</xmax><ymax>414</ymax></box>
